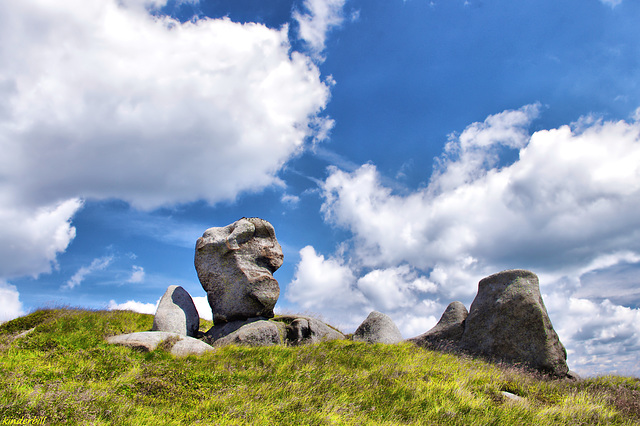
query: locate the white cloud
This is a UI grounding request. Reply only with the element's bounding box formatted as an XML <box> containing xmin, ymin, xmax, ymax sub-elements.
<box><xmin>0</xmin><ymin>0</ymin><xmax>333</xmax><ymax>282</ymax></box>
<box><xmin>293</xmin><ymin>105</ymin><xmax>640</xmax><ymax>375</ymax></box>
<box><xmin>0</xmin><ymin>0</ymin><xmax>332</xmax><ymax>211</ymax></box>
<box><xmin>127</xmin><ymin>265</ymin><xmax>145</xmax><ymax>283</ymax></box>
<box><xmin>0</xmin><ymin>281</ymin><xmax>25</xmax><ymax>323</ymax></box>
<box><xmin>0</xmin><ymin>199</ymin><xmax>82</xmax><ymax>279</ymax></box>
<box><xmin>546</xmin><ymin>296</ymin><xmax>640</xmax><ymax>376</ymax></box>
<box><xmin>286</xmin><ymin>246</ymin><xmax>445</xmax><ymax>334</ymax></box>
<box><xmin>107</xmin><ymin>295</ymin><xmax>213</xmax><ymax>320</ymax></box>
<box><xmin>294</xmin><ymin>0</ymin><xmax>347</xmax><ymax>55</ymax></box>
<box><xmin>107</xmin><ymin>298</ymin><xmax>158</xmax><ymax>315</ymax></box>
<box><xmin>192</xmin><ymin>296</ymin><xmax>213</xmax><ymax>321</ymax></box>
<box><xmin>64</xmin><ymin>256</ymin><xmax>114</xmax><ymax>290</ymax></box>
<box><xmin>287</xmin><ymin>245</ymin><xmax>363</xmax><ymax>310</ymax></box>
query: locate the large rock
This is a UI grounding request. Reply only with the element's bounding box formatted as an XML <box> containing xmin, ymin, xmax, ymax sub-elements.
<box><xmin>107</xmin><ymin>332</ymin><xmax>214</xmax><ymax>356</ymax></box>
<box><xmin>195</xmin><ymin>218</ymin><xmax>283</xmax><ymax>323</ymax></box>
<box><xmin>210</xmin><ymin>320</ymin><xmax>284</xmax><ymax>347</ymax></box>
<box><xmin>407</xmin><ymin>301</ymin><xmax>468</xmax><ymax>349</ymax></box>
<box><xmin>458</xmin><ymin>270</ymin><xmax>568</xmax><ymax>376</ymax></box>
<box><xmin>152</xmin><ymin>285</ymin><xmax>200</xmax><ymax>337</ymax></box>
<box><xmin>280</xmin><ymin>315</ymin><xmax>346</xmax><ymax>345</ymax></box>
<box><xmin>353</xmin><ymin>311</ymin><xmax>403</xmax><ymax>344</ymax></box>
<box><xmin>204</xmin><ymin>315</ymin><xmax>345</xmax><ymax>347</ymax></box>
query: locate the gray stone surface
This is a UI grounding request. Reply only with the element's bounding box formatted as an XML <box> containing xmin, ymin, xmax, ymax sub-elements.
<box><xmin>281</xmin><ymin>315</ymin><xmax>346</xmax><ymax>345</ymax></box>
<box><xmin>353</xmin><ymin>311</ymin><xmax>403</xmax><ymax>344</ymax></box>
<box><xmin>152</xmin><ymin>285</ymin><xmax>200</xmax><ymax>337</ymax></box>
<box><xmin>211</xmin><ymin>320</ymin><xmax>283</xmax><ymax>347</ymax></box>
<box><xmin>407</xmin><ymin>301</ymin><xmax>468</xmax><ymax>349</ymax></box>
<box><xmin>204</xmin><ymin>315</ymin><xmax>345</xmax><ymax>347</ymax></box>
<box><xmin>106</xmin><ymin>331</ymin><xmax>214</xmax><ymax>356</ymax></box>
<box><xmin>195</xmin><ymin>218</ymin><xmax>283</xmax><ymax>323</ymax></box>
<box><xmin>458</xmin><ymin>269</ymin><xmax>568</xmax><ymax>376</ymax></box>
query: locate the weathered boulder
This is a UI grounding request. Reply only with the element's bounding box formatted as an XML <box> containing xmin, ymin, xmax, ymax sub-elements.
<box><xmin>210</xmin><ymin>320</ymin><xmax>284</xmax><ymax>347</ymax></box>
<box><xmin>195</xmin><ymin>218</ymin><xmax>283</xmax><ymax>323</ymax></box>
<box><xmin>152</xmin><ymin>285</ymin><xmax>200</xmax><ymax>337</ymax></box>
<box><xmin>353</xmin><ymin>311</ymin><xmax>403</xmax><ymax>344</ymax></box>
<box><xmin>281</xmin><ymin>315</ymin><xmax>346</xmax><ymax>345</ymax></box>
<box><xmin>107</xmin><ymin>332</ymin><xmax>214</xmax><ymax>356</ymax></box>
<box><xmin>458</xmin><ymin>270</ymin><xmax>568</xmax><ymax>376</ymax></box>
<box><xmin>204</xmin><ymin>315</ymin><xmax>345</xmax><ymax>347</ymax></box>
<box><xmin>408</xmin><ymin>301</ymin><xmax>468</xmax><ymax>349</ymax></box>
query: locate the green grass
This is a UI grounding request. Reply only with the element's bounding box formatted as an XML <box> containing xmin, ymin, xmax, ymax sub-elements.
<box><xmin>1</xmin><ymin>309</ymin><xmax>639</xmax><ymax>425</ymax></box>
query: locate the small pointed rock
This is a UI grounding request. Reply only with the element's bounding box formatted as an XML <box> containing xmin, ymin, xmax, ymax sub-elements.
<box><xmin>152</xmin><ymin>285</ymin><xmax>200</xmax><ymax>337</ymax></box>
<box><xmin>408</xmin><ymin>301</ymin><xmax>467</xmax><ymax>349</ymax></box>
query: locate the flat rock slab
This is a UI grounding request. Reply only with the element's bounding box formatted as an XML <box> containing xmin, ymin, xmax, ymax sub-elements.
<box><xmin>107</xmin><ymin>331</ymin><xmax>214</xmax><ymax>356</ymax></box>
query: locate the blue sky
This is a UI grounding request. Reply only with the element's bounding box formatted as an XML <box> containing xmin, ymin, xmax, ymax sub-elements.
<box><xmin>1</xmin><ymin>0</ymin><xmax>640</xmax><ymax>377</ymax></box>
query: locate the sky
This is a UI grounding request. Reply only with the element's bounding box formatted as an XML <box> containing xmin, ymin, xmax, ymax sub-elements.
<box><xmin>1</xmin><ymin>0</ymin><xmax>639</xmax><ymax>377</ymax></box>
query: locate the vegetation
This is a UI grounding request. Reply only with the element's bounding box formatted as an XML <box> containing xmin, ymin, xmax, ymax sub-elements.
<box><xmin>0</xmin><ymin>308</ymin><xmax>638</xmax><ymax>425</ymax></box>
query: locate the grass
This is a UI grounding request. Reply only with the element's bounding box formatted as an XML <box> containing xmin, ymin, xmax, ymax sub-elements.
<box><xmin>0</xmin><ymin>309</ymin><xmax>639</xmax><ymax>425</ymax></box>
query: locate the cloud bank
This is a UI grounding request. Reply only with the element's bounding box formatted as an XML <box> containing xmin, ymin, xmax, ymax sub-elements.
<box><xmin>287</xmin><ymin>105</ymin><xmax>640</xmax><ymax>375</ymax></box>
<box><xmin>0</xmin><ymin>0</ymin><xmax>333</xmax><ymax>291</ymax></box>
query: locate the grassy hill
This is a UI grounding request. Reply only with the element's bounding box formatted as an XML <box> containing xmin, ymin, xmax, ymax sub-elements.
<box><xmin>0</xmin><ymin>308</ymin><xmax>638</xmax><ymax>425</ymax></box>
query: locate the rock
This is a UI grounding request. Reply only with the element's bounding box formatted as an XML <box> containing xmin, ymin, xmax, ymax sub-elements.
<box><xmin>353</xmin><ymin>311</ymin><xmax>403</xmax><ymax>344</ymax></box>
<box><xmin>205</xmin><ymin>315</ymin><xmax>345</xmax><ymax>347</ymax></box>
<box><xmin>205</xmin><ymin>317</ymin><xmax>266</xmax><ymax>343</ymax></box>
<box><xmin>152</xmin><ymin>285</ymin><xmax>200</xmax><ymax>337</ymax></box>
<box><xmin>106</xmin><ymin>331</ymin><xmax>214</xmax><ymax>356</ymax></box>
<box><xmin>195</xmin><ymin>218</ymin><xmax>283</xmax><ymax>323</ymax></box>
<box><xmin>281</xmin><ymin>315</ymin><xmax>345</xmax><ymax>345</ymax></box>
<box><xmin>501</xmin><ymin>391</ymin><xmax>525</xmax><ymax>402</ymax></box>
<box><xmin>407</xmin><ymin>301</ymin><xmax>468</xmax><ymax>349</ymax></box>
<box><xmin>458</xmin><ymin>270</ymin><xmax>568</xmax><ymax>376</ymax></box>
<box><xmin>211</xmin><ymin>320</ymin><xmax>283</xmax><ymax>347</ymax></box>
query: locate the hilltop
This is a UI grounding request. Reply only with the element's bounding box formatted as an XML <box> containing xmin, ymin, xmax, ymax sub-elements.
<box><xmin>0</xmin><ymin>308</ymin><xmax>639</xmax><ymax>425</ymax></box>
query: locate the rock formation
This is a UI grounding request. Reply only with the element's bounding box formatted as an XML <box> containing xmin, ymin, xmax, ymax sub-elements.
<box><xmin>195</xmin><ymin>217</ymin><xmax>283</xmax><ymax>323</ymax></box>
<box><xmin>409</xmin><ymin>270</ymin><xmax>569</xmax><ymax>377</ymax></box>
<box><xmin>407</xmin><ymin>301</ymin><xmax>467</xmax><ymax>349</ymax></box>
<box><xmin>152</xmin><ymin>285</ymin><xmax>200</xmax><ymax>337</ymax></box>
<box><xmin>353</xmin><ymin>311</ymin><xmax>403</xmax><ymax>344</ymax></box>
<box><xmin>204</xmin><ymin>315</ymin><xmax>345</xmax><ymax>347</ymax></box>
<box><xmin>459</xmin><ymin>270</ymin><xmax>568</xmax><ymax>376</ymax></box>
<box><xmin>280</xmin><ymin>315</ymin><xmax>345</xmax><ymax>345</ymax></box>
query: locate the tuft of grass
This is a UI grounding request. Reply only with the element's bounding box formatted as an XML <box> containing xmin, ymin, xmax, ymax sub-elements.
<box><xmin>1</xmin><ymin>308</ymin><xmax>639</xmax><ymax>425</ymax></box>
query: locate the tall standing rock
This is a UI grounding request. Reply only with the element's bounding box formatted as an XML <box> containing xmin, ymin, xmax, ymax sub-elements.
<box><xmin>458</xmin><ymin>270</ymin><xmax>568</xmax><ymax>376</ymax></box>
<box><xmin>152</xmin><ymin>285</ymin><xmax>200</xmax><ymax>337</ymax></box>
<box><xmin>195</xmin><ymin>217</ymin><xmax>283</xmax><ymax>323</ymax></box>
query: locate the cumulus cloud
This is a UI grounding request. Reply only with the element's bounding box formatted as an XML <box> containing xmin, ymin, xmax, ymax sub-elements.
<box><xmin>107</xmin><ymin>299</ymin><xmax>158</xmax><ymax>315</ymax></box>
<box><xmin>289</xmin><ymin>105</ymin><xmax>640</xmax><ymax>375</ymax></box>
<box><xmin>64</xmin><ymin>256</ymin><xmax>114</xmax><ymax>290</ymax></box>
<box><xmin>294</xmin><ymin>0</ymin><xmax>347</xmax><ymax>55</ymax></box>
<box><xmin>192</xmin><ymin>296</ymin><xmax>213</xmax><ymax>321</ymax></box>
<box><xmin>0</xmin><ymin>0</ymin><xmax>333</xmax><ymax>282</ymax></box>
<box><xmin>0</xmin><ymin>0</ymin><xmax>331</xmax><ymax>211</ymax></box>
<box><xmin>0</xmin><ymin>281</ymin><xmax>25</xmax><ymax>323</ymax></box>
<box><xmin>286</xmin><ymin>246</ymin><xmax>443</xmax><ymax>334</ymax></box>
<box><xmin>107</xmin><ymin>295</ymin><xmax>213</xmax><ymax>320</ymax></box>
<box><xmin>0</xmin><ymin>199</ymin><xmax>82</xmax><ymax>279</ymax></box>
